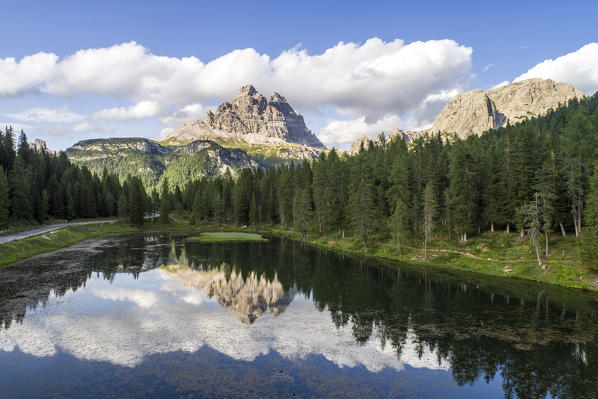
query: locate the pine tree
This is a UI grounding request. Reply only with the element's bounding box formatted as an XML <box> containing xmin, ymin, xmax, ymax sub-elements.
<box><xmin>159</xmin><ymin>178</ymin><xmax>171</xmax><ymax>224</ymax></box>
<box><xmin>128</xmin><ymin>178</ymin><xmax>144</xmax><ymax>227</ymax></box>
<box><xmin>519</xmin><ymin>194</ymin><xmax>544</xmax><ymax>269</ymax></box>
<box><xmin>422</xmin><ymin>183</ymin><xmax>437</xmax><ymax>260</ymax></box>
<box><xmin>390</xmin><ymin>198</ymin><xmax>409</xmax><ymax>255</ymax></box>
<box><xmin>293</xmin><ymin>187</ymin><xmax>311</xmax><ymax>242</ymax></box>
<box><xmin>8</xmin><ymin>158</ymin><xmax>32</xmax><ymax>220</ymax></box>
<box><xmin>349</xmin><ymin>154</ymin><xmax>375</xmax><ymax>250</ymax></box>
<box><xmin>0</xmin><ymin>171</ymin><xmax>9</xmax><ymax>226</ymax></box>
<box><xmin>581</xmin><ymin>165</ymin><xmax>598</xmax><ymax>269</ymax></box>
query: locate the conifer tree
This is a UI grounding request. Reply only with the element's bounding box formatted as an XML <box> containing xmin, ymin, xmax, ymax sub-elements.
<box><xmin>8</xmin><ymin>158</ymin><xmax>32</xmax><ymax>220</ymax></box>
<box><xmin>159</xmin><ymin>178</ymin><xmax>171</xmax><ymax>224</ymax></box>
<box><xmin>128</xmin><ymin>177</ymin><xmax>144</xmax><ymax>227</ymax></box>
<box><xmin>422</xmin><ymin>183</ymin><xmax>437</xmax><ymax>260</ymax></box>
<box><xmin>0</xmin><ymin>171</ymin><xmax>9</xmax><ymax>226</ymax></box>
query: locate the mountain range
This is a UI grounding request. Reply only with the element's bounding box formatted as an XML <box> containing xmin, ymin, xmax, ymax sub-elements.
<box><xmin>67</xmin><ymin>78</ymin><xmax>584</xmax><ymax>186</ymax></box>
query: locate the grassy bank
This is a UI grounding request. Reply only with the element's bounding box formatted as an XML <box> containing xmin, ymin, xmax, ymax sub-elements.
<box><xmin>0</xmin><ymin>216</ymin><xmax>202</xmax><ymax>268</ymax></box>
<box><xmin>256</xmin><ymin>226</ymin><xmax>598</xmax><ymax>292</ymax></box>
<box><xmin>2</xmin><ymin>213</ymin><xmax>597</xmax><ymax>292</ymax></box>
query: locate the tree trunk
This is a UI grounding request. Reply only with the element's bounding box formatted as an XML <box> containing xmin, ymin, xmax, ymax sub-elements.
<box><xmin>520</xmin><ymin>229</ymin><xmax>525</xmax><ymax>238</ymax></box>
<box><xmin>506</xmin><ymin>223</ymin><xmax>510</xmax><ymax>235</ymax></box>
<box><xmin>491</xmin><ymin>222</ymin><xmax>494</xmax><ymax>232</ymax></box>
<box><xmin>545</xmin><ymin>232</ymin><xmax>549</xmax><ymax>258</ymax></box>
<box><xmin>559</xmin><ymin>222</ymin><xmax>566</xmax><ymax>237</ymax></box>
<box><xmin>573</xmin><ymin>214</ymin><xmax>579</xmax><ymax>238</ymax></box>
<box><xmin>424</xmin><ymin>238</ymin><xmax>427</xmax><ymax>260</ymax></box>
<box><xmin>534</xmin><ymin>237</ymin><xmax>544</xmax><ymax>269</ymax></box>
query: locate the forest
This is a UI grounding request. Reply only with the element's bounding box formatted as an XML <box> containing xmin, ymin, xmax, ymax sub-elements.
<box><xmin>2</xmin><ymin>93</ymin><xmax>598</xmax><ymax>269</ymax></box>
<box><xmin>0</xmin><ymin>127</ymin><xmax>149</xmax><ymax>228</ymax></box>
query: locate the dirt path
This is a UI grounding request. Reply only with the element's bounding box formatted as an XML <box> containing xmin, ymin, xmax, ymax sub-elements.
<box><xmin>0</xmin><ymin>220</ymin><xmax>116</xmax><ymax>245</ymax></box>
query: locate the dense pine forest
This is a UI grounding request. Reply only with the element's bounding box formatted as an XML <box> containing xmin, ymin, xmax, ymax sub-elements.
<box><xmin>2</xmin><ymin>93</ymin><xmax>598</xmax><ymax>270</ymax></box>
<box><xmin>0</xmin><ymin>128</ymin><xmax>150</xmax><ymax>228</ymax></box>
<box><xmin>163</xmin><ymin>93</ymin><xmax>598</xmax><ymax>268</ymax></box>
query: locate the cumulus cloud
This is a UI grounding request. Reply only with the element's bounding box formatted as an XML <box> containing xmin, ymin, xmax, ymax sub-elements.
<box><xmin>515</xmin><ymin>43</ymin><xmax>598</xmax><ymax>95</ymax></box>
<box><xmin>160</xmin><ymin>103</ymin><xmax>206</xmax><ymax>127</ymax></box>
<box><xmin>0</xmin><ymin>52</ymin><xmax>58</xmax><ymax>96</ymax></box>
<box><xmin>92</xmin><ymin>100</ymin><xmax>160</xmax><ymax>120</ymax></box>
<box><xmin>320</xmin><ymin>115</ymin><xmax>402</xmax><ymax>147</ymax></box>
<box><xmin>0</xmin><ymin>39</ymin><xmax>473</xmax><ymax>145</ymax></box>
<box><xmin>72</xmin><ymin>122</ymin><xmax>114</xmax><ymax>134</ymax></box>
<box><xmin>6</xmin><ymin>106</ymin><xmax>84</xmax><ymax>123</ymax></box>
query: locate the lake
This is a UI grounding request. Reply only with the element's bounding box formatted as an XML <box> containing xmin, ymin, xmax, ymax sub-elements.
<box><xmin>0</xmin><ymin>234</ymin><xmax>597</xmax><ymax>398</ymax></box>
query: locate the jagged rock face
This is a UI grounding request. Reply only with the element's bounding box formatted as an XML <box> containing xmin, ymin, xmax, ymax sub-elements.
<box><xmin>164</xmin><ymin>265</ymin><xmax>295</xmax><ymax>324</ymax></box>
<box><xmin>429</xmin><ymin>78</ymin><xmax>584</xmax><ymax>138</ymax></box>
<box><xmin>166</xmin><ymin>84</ymin><xmax>325</xmax><ymax>149</ymax></box>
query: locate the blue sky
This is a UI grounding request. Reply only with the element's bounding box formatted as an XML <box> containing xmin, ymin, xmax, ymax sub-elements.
<box><xmin>1</xmin><ymin>0</ymin><xmax>597</xmax><ymax>149</ymax></box>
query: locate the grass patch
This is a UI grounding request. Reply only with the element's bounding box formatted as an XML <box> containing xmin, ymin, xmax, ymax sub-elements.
<box><xmin>186</xmin><ymin>232</ymin><xmax>268</xmax><ymax>242</ymax></box>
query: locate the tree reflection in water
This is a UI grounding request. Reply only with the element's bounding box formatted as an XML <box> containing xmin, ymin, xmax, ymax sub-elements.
<box><xmin>0</xmin><ymin>233</ymin><xmax>596</xmax><ymax>398</ymax></box>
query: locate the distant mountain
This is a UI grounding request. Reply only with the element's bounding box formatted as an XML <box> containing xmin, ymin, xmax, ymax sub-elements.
<box><xmin>349</xmin><ymin>78</ymin><xmax>585</xmax><ymax>153</ymax></box>
<box><xmin>66</xmin><ymin>138</ymin><xmax>257</xmax><ymax>189</ymax></box>
<box><xmin>428</xmin><ymin>78</ymin><xmax>584</xmax><ymax>138</ymax></box>
<box><xmin>165</xmin><ymin>84</ymin><xmax>325</xmax><ymax>149</ymax></box>
<box><xmin>66</xmin><ymin>85</ymin><xmax>327</xmax><ymax>187</ymax></box>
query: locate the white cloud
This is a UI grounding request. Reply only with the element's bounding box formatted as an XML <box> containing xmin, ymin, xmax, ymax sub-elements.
<box><xmin>0</xmin><ymin>122</ymin><xmax>32</xmax><ymax>132</ymax></box>
<box><xmin>0</xmin><ymin>39</ymin><xmax>473</xmax><ymax>145</ymax></box>
<box><xmin>93</xmin><ymin>100</ymin><xmax>160</xmax><ymax>120</ymax></box>
<box><xmin>515</xmin><ymin>43</ymin><xmax>598</xmax><ymax>95</ymax></box>
<box><xmin>490</xmin><ymin>80</ymin><xmax>510</xmax><ymax>90</ymax></box>
<box><xmin>72</xmin><ymin>122</ymin><xmax>114</xmax><ymax>134</ymax></box>
<box><xmin>483</xmin><ymin>63</ymin><xmax>495</xmax><ymax>72</ymax></box>
<box><xmin>160</xmin><ymin>103</ymin><xmax>206</xmax><ymax>127</ymax></box>
<box><xmin>0</xmin><ymin>52</ymin><xmax>58</xmax><ymax>95</ymax></box>
<box><xmin>319</xmin><ymin>115</ymin><xmax>402</xmax><ymax>147</ymax></box>
<box><xmin>6</xmin><ymin>106</ymin><xmax>84</xmax><ymax>123</ymax></box>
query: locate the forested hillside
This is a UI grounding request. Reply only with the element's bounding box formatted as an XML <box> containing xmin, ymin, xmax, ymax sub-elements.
<box><xmin>0</xmin><ymin>129</ymin><xmax>150</xmax><ymax>228</ymax></box>
<box><xmin>4</xmin><ymin>93</ymin><xmax>598</xmax><ymax>270</ymax></box>
<box><xmin>162</xmin><ymin>93</ymin><xmax>598</xmax><ymax>268</ymax></box>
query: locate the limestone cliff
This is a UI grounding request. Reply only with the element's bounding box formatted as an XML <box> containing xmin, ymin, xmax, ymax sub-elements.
<box><xmin>165</xmin><ymin>84</ymin><xmax>325</xmax><ymax>149</ymax></box>
<box><xmin>428</xmin><ymin>78</ymin><xmax>584</xmax><ymax>138</ymax></box>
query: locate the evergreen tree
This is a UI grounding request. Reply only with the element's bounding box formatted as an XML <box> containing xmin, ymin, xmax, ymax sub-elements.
<box><xmin>8</xmin><ymin>158</ymin><xmax>32</xmax><ymax>220</ymax></box>
<box><xmin>292</xmin><ymin>187</ymin><xmax>311</xmax><ymax>242</ymax></box>
<box><xmin>0</xmin><ymin>171</ymin><xmax>9</xmax><ymax>226</ymax></box>
<box><xmin>422</xmin><ymin>183</ymin><xmax>437</xmax><ymax>260</ymax></box>
<box><xmin>519</xmin><ymin>194</ymin><xmax>544</xmax><ymax>269</ymax></box>
<box><xmin>159</xmin><ymin>178</ymin><xmax>171</xmax><ymax>224</ymax></box>
<box><xmin>128</xmin><ymin>177</ymin><xmax>144</xmax><ymax>227</ymax></box>
<box><xmin>349</xmin><ymin>154</ymin><xmax>375</xmax><ymax>250</ymax></box>
<box><xmin>390</xmin><ymin>198</ymin><xmax>409</xmax><ymax>254</ymax></box>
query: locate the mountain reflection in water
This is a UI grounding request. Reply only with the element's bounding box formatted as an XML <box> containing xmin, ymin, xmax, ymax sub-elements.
<box><xmin>0</xmin><ymin>233</ymin><xmax>596</xmax><ymax>398</ymax></box>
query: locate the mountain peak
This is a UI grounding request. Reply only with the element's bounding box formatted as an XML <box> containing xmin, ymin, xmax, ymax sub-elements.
<box><xmin>166</xmin><ymin>86</ymin><xmax>325</xmax><ymax>149</ymax></box>
<box><xmin>238</xmin><ymin>84</ymin><xmax>258</xmax><ymax>96</ymax></box>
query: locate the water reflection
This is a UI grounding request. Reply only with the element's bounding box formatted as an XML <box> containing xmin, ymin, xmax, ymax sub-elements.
<box><xmin>0</xmin><ymin>234</ymin><xmax>597</xmax><ymax>398</ymax></box>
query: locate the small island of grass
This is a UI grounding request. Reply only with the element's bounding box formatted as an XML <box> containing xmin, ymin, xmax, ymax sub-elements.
<box><xmin>186</xmin><ymin>232</ymin><xmax>268</xmax><ymax>243</ymax></box>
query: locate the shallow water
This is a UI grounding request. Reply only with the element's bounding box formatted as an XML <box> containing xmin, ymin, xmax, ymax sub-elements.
<box><xmin>0</xmin><ymin>234</ymin><xmax>597</xmax><ymax>398</ymax></box>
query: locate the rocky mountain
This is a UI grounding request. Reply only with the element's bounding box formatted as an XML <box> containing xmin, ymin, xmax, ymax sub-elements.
<box><xmin>66</xmin><ymin>137</ymin><xmax>257</xmax><ymax>189</ymax></box>
<box><xmin>165</xmin><ymin>84</ymin><xmax>325</xmax><ymax>149</ymax></box>
<box><xmin>429</xmin><ymin>78</ymin><xmax>584</xmax><ymax>138</ymax></box>
<box><xmin>349</xmin><ymin>78</ymin><xmax>584</xmax><ymax>153</ymax></box>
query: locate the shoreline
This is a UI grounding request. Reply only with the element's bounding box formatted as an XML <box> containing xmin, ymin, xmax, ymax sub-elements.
<box><xmin>1</xmin><ymin>219</ymin><xmax>596</xmax><ymax>292</ymax></box>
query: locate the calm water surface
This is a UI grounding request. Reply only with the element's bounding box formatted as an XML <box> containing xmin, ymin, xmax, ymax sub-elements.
<box><xmin>0</xmin><ymin>234</ymin><xmax>597</xmax><ymax>398</ymax></box>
